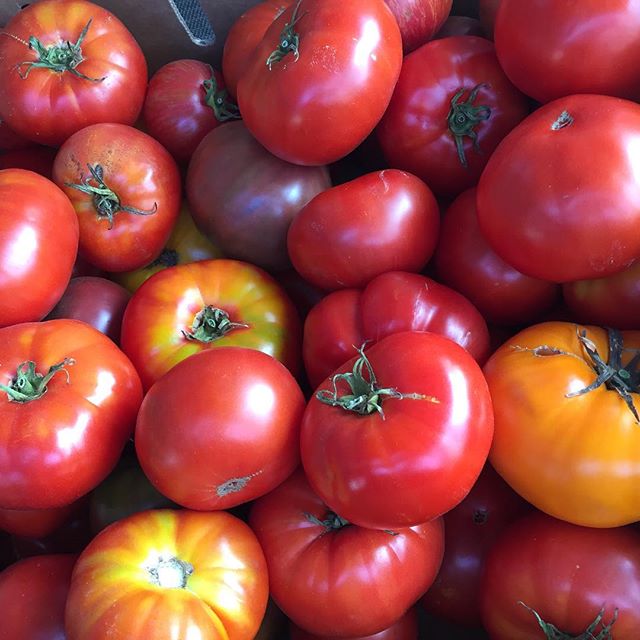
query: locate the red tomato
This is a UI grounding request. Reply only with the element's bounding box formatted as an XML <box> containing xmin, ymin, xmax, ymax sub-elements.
<box><xmin>52</xmin><ymin>123</ymin><xmax>181</xmax><ymax>272</ymax></box>
<box><xmin>237</xmin><ymin>0</ymin><xmax>403</xmax><ymax>165</ymax></box>
<box><xmin>0</xmin><ymin>554</ymin><xmax>76</xmax><ymax>639</ymax></box>
<box><xmin>65</xmin><ymin>509</ymin><xmax>268</xmax><ymax>640</ymax></box>
<box><xmin>301</xmin><ymin>331</ymin><xmax>494</xmax><ymax>529</ymax></box>
<box><xmin>0</xmin><ymin>168</ymin><xmax>79</xmax><ymax>327</ymax></box>
<box><xmin>288</xmin><ymin>170</ymin><xmax>439</xmax><ymax>290</ymax></box>
<box><xmin>0</xmin><ymin>319</ymin><xmax>142</xmax><ymax>510</ymax></box>
<box><xmin>0</xmin><ymin>0</ymin><xmax>147</xmax><ymax>146</ymax></box>
<box><xmin>0</xmin><ymin>145</ymin><xmax>56</xmax><ymax>178</ymax></box>
<box><xmin>481</xmin><ymin>512</ymin><xmax>640</xmax><ymax>639</ymax></box>
<box><xmin>0</xmin><ymin>498</ymin><xmax>83</xmax><ymax>538</ymax></box>
<box><xmin>435</xmin><ymin>188</ymin><xmax>559</xmax><ymax>325</ymax></box>
<box><xmin>477</xmin><ymin>94</ymin><xmax>640</xmax><ymax>283</ymax></box>
<box><xmin>495</xmin><ymin>0</ymin><xmax>640</xmax><ymax>103</ymax></box>
<box><xmin>143</xmin><ymin>60</ymin><xmax>239</xmax><ymax>164</ymax></box>
<box><xmin>0</xmin><ymin>118</ymin><xmax>30</xmax><ymax>151</ymax></box>
<box><xmin>120</xmin><ymin>259</ymin><xmax>301</xmax><ymax>390</ymax></box>
<box><xmin>136</xmin><ymin>347</ymin><xmax>305</xmax><ymax>511</ymax></box>
<box><xmin>250</xmin><ymin>470</ymin><xmax>444</xmax><ymax>637</ymax></box>
<box><xmin>377</xmin><ymin>36</ymin><xmax>529</xmax><ymax>198</ymax></box>
<box><xmin>384</xmin><ymin>0</ymin><xmax>452</xmax><ymax>52</ymax></box>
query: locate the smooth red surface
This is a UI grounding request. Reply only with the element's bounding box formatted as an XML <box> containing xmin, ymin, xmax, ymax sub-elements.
<box><xmin>384</xmin><ymin>0</ymin><xmax>452</xmax><ymax>52</ymax></box>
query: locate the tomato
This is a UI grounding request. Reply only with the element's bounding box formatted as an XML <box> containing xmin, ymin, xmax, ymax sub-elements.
<box><xmin>0</xmin><ymin>145</ymin><xmax>56</xmax><ymax>178</ymax></box>
<box><xmin>143</xmin><ymin>60</ymin><xmax>239</xmax><ymax>164</ymax></box>
<box><xmin>435</xmin><ymin>15</ymin><xmax>484</xmax><ymax>39</ymax></box>
<box><xmin>484</xmin><ymin>321</ymin><xmax>640</xmax><ymax>527</ymax></box>
<box><xmin>52</xmin><ymin>122</ymin><xmax>181</xmax><ymax>273</ymax></box>
<box><xmin>0</xmin><ymin>168</ymin><xmax>78</xmax><ymax>327</ymax></box>
<box><xmin>0</xmin><ymin>554</ymin><xmax>76</xmax><ymax>639</ymax></box>
<box><xmin>481</xmin><ymin>512</ymin><xmax>640</xmax><ymax>639</ymax></box>
<box><xmin>120</xmin><ymin>259</ymin><xmax>301</xmax><ymax>390</ymax></box>
<box><xmin>0</xmin><ymin>0</ymin><xmax>147</xmax><ymax>146</ymax></box>
<box><xmin>384</xmin><ymin>0</ymin><xmax>452</xmax><ymax>52</ymax></box>
<box><xmin>495</xmin><ymin>1</ymin><xmax>640</xmax><ymax>103</ymax></box>
<box><xmin>301</xmin><ymin>331</ymin><xmax>494</xmax><ymax>529</ymax></box>
<box><xmin>376</xmin><ymin>36</ymin><xmax>529</xmax><ymax>199</ymax></box>
<box><xmin>421</xmin><ymin>464</ymin><xmax>530</xmax><ymax>628</ymax></box>
<box><xmin>222</xmin><ymin>0</ymin><xmax>292</xmax><ymax>99</ymax></box>
<box><xmin>66</xmin><ymin>509</ymin><xmax>268</xmax><ymax>640</ymax></box>
<box><xmin>478</xmin><ymin>94</ymin><xmax>640</xmax><ymax>283</ymax></box>
<box><xmin>0</xmin><ymin>499</ymin><xmax>83</xmax><ymax>538</ymax></box>
<box><xmin>288</xmin><ymin>170</ymin><xmax>439</xmax><ymax>290</ymax></box>
<box><xmin>250</xmin><ymin>470</ymin><xmax>444</xmax><ymax>637</ymax></box>
<box><xmin>45</xmin><ymin>276</ymin><xmax>130</xmax><ymax>343</ymax></box>
<box><xmin>435</xmin><ymin>188</ymin><xmax>559</xmax><ymax>325</ymax></box>
<box><xmin>0</xmin><ymin>319</ymin><xmax>142</xmax><ymax>510</ymax></box>
<box><xmin>237</xmin><ymin>0</ymin><xmax>403</xmax><ymax>165</ymax></box>
<box><xmin>479</xmin><ymin>0</ymin><xmax>500</xmax><ymax>39</ymax></box>
<box><xmin>0</xmin><ymin>118</ymin><xmax>30</xmax><ymax>151</ymax></box>
<box><xmin>136</xmin><ymin>347</ymin><xmax>305</xmax><ymax>511</ymax></box>
<box><xmin>186</xmin><ymin>120</ymin><xmax>331</xmax><ymax>272</ymax></box>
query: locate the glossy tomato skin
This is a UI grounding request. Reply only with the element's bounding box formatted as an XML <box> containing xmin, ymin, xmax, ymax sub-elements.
<box><xmin>481</xmin><ymin>512</ymin><xmax>640</xmax><ymax>639</ymax></box>
<box><xmin>0</xmin><ymin>554</ymin><xmax>76</xmax><ymax>640</ymax></box>
<box><xmin>0</xmin><ymin>169</ymin><xmax>79</xmax><ymax>327</ymax></box>
<box><xmin>186</xmin><ymin>120</ymin><xmax>331</xmax><ymax>272</ymax></box>
<box><xmin>495</xmin><ymin>0</ymin><xmax>640</xmax><ymax>103</ymax></box>
<box><xmin>288</xmin><ymin>170</ymin><xmax>439</xmax><ymax>290</ymax></box>
<box><xmin>384</xmin><ymin>0</ymin><xmax>452</xmax><ymax>52</ymax></box>
<box><xmin>435</xmin><ymin>188</ymin><xmax>560</xmax><ymax>325</ymax></box>
<box><xmin>237</xmin><ymin>0</ymin><xmax>403</xmax><ymax>165</ymax></box>
<box><xmin>0</xmin><ymin>0</ymin><xmax>147</xmax><ymax>146</ymax></box>
<box><xmin>0</xmin><ymin>145</ymin><xmax>57</xmax><ymax>178</ymax></box>
<box><xmin>53</xmin><ymin>123</ymin><xmax>181</xmax><ymax>272</ymax></box>
<box><xmin>0</xmin><ymin>319</ymin><xmax>143</xmax><ymax>510</ymax></box>
<box><xmin>477</xmin><ymin>94</ymin><xmax>640</xmax><ymax>283</ymax></box>
<box><xmin>250</xmin><ymin>470</ymin><xmax>444</xmax><ymax>638</ymax></box>
<box><xmin>65</xmin><ymin>509</ymin><xmax>269</xmax><ymax>640</ymax></box>
<box><xmin>377</xmin><ymin>36</ymin><xmax>528</xmax><ymax>198</ymax></box>
<box><xmin>120</xmin><ymin>259</ymin><xmax>301</xmax><ymax>391</ymax></box>
<box><xmin>484</xmin><ymin>321</ymin><xmax>640</xmax><ymax>527</ymax></box>
<box><xmin>301</xmin><ymin>331</ymin><xmax>494</xmax><ymax>529</ymax></box>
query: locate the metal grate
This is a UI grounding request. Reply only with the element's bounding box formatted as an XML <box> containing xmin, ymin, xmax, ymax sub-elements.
<box><xmin>167</xmin><ymin>0</ymin><xmax>215</xmax><ymax>46</ymax></box>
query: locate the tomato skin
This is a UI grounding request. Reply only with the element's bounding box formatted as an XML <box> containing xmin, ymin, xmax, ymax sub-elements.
<box><xmin>495</xmin><ymin>0</ymin><xmax>640</xmax><ymax>103</ymax></box>
<box><xmin>0</xmin><ymin>168</ymin><xmax>79</xmax><ymax>327</ymax></box>
<box><xmin>120</xmin><ymin>259</ymin><xmax>301</xmax><ymax>391</ymax></box>
<box><xmin>0</xmin><ymin>319</ymin><xmax>143</xmax><ymax>510</ymax></box>
<box><xmin>53</xmin><ymin>123</ymin><xmax>181</xmax><ymax>273</ymax></box>
<box><xmin>0</xmin><ymin>118</ymin><xmax>30</xmax><ymax>151</ymax></box>
<box><xmin>288</xmin><ymin>170</ymin><xmax>439</xmax><ymax>291</ymax></box>
<box><xmin>250</xmin><ymin>470</ymin><xmax>444</xmax><ymax>638</ymax></box>
<box><xmin>484</xmin><ymin>321</ymin><xmax>640</xmax><ymax>527</ymax></box>
<box><xmin>237</xmin><ymin>0</ymin><xmax>403</xmax><ymax>165</ymax></box>
<box><xmin>0</xmin><ymin>499</ymin><xmax>82</xmax><ymax>538</ymax></box>
<box><xmin>0</xmin><ymin>554</ymin><xmax>76</xmax><ymax>640</ymax></box>
<box><xmin>377</xmin><ymin>36</ymin><xmax>528</xmax><ymax>198</ymax></box>
<box><xmin>301</xmin><ymin>331</ymin><xmax>494</xmax><ymax>529</ymax></box>
<box><xmin>481</xmin><ymin>512</ymin><xmax>640</xmax><ymax>639</ymax></box>
<box><xmin>435</xmin><ymin>188</ymin><xmax>560</xmax><ymax>325</ymax></box>
<box><xmin>65</xmin><ymin>509</ymin><xmax>269</xmax><ymax>640</ymax></box>
<box><xmin>0</xmin><ymin>0</ymin><xmax>147</xmax><ymax>146</ymax></box>
<box><xmin>0</xmin><ymin>145</ymin><xmax>57</xmax><ymax>178</ymax></box>
<box><xmin>477</xmin><ymin>94</ymin><xmax>640</xmax><ymax>283</ymax></box>
<box><xmin>384</xmin><ymin>0</ymin><xmax>452</xmax><ymax>53</ymax></box>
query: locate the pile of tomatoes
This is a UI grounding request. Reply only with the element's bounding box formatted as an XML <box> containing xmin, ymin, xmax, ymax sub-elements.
<box><xmin>2</xmin><ymin>0</ymin><xmax>640</xmax><ymax>638</ymax></box>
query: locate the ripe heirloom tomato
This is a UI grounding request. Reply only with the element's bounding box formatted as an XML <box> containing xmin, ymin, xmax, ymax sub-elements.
<box><xmin>0</xmin><ymin>168</ymin><xmax>79</xmax><ymax>327</ymax></box>
<box><xmin>237</xmin><ymin>0</ymin><xmax>403</xmax><ymax>165</ymax></box>
<box><xmin>120</xmin><ymin>259</ymin><xmax>301</xmax><ymax>390</ymax></box>
<box><xmin>377</xmin><ymin>36</ymin><xmax>529</xmax><ymax>198</ymax></box>
<box><xmin>53</xmin><ymin>122</ymin><xmax>181</xmax><ymax>273</ymax></box>
<box><xmin>0</xmin><ymin>0</ymin><xmax>147</xmax><ymax>146</ymax></box>
<box><xmin>250</xmin><ymin>470</ymin><xmax>444</xmax><ymax>638</ymax></box>
<box><xmin>301</xmin><ymin>331</ymin><xmax>494</xmax><ymax>530</ymax></box>
<box><xmin>484</xmin><ymin>321</ymin><xmax>640</xmax><ymax>527</ymax></box>
<box><xmin>0</xmin><ymin>319</ymin><xmax>143</xmax><ymax>510</ymax></box>
<box><xmin>65</xmin><ymin>509</ymin><xmax>269</xmax><ymax>640</ymax></box>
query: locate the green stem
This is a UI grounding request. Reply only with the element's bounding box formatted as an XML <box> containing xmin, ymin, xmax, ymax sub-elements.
<box><xmin>266</xmin><ymin>0</ymin><xmax>307</xmax><ymax>70</ymax></box>
<box><xmin>147</xmin><ymin>248</ymin><xmax>179</xmax><ymax>269</ymax></box>
<box><xmin>0</xmin><ymin>358</ymin><xmax>74</xmax><ymax>403</ymax></box>
<box><xmin>447</xmin><ymin>83</ymin><xmax>491</xmax><ymax>168</ymax></box>
<box><xmin>304</xmin><ymin>511</ymin><xmax>350</xmax><ymax>531</ymax></box>
<box><xmin>520</xmin><ymin>602</ymin><xmax>617</xmax><ymax>640</ymax></box>
<box><xmin>203</xmin><ymin>72</ymin><xmax>240</xmax><ymax>121</ymax></box>
<box><xmin>182</xmin><ymin>306</ymin><xmax>248</xmax><ymax>343</ymax></box>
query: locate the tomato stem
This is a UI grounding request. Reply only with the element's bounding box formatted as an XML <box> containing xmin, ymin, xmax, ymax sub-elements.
<box><xmin>17</xmin><ymin>19</ymin><xmax>105</xmax><ymax>81</ymax></box>
<box><xmin>0</xmin><ymin>358</ymin><xmax>74</xmax><ymax>403</ymax></box>
<box><xmin>65</xmin><ymin>164</ymin><xmax>158</xmax><ymax>229</ymax></box>
<box><xmin>519</xmin><ymin>602</ymin><xmax>617</xmax><ymax>640</ymax></box>
<box><xmin>182</xmin><ymin>306</ymin><xmax>249</xmax><ymax>342</ymax></box>
<box><xmin>202</xmin><ymin>71</ymin><xmax>241</xmax><ymax>121</ymax></box>
<box><xmin>315</xmin><ymin>344</ymin><xmax>438</xmax><ymax>418</ymax></box>
<box><xmin>305</xmin><ymin>511</ymin><xmax>351</xmax><ymax>531</ymax></box>
<box><xmin>266</xmin><ymin>0</ymin><xmax>307</xmax><ymax>70</ymax></box>
<box><xmin>146</xmin><ymin>556</ymin><xmax>194</xmax><ymax>589</ymax></box>
<box><xmin>147</xmin><ymin>248</ymin><xmax>179</xmax><ymax>269</ymax></box>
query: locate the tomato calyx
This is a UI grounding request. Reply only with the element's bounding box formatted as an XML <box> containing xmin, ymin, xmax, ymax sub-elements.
<box><xmin>0</xmin><ymin>358</ymin><xmax>74</xmax><ymax>403</ymax></box>
<box><xmin>447</xmin><ymin>84</ymin><xmax>492</xmax><ymax>168</ymax></box>
<box><xmin>315</xmin><ymin>344</ymin><xmax>438</xmax><ymax>418</ymax></box>
<box><xmin>304</xmin><ymin>511</ymin><xmax>351</xmax><ymax>531</ymax></box>
<box><xmin>14</xmin><ymin>19</ymin><xmax>106</xmax><ymax>82</ymax></box>
<box><xmin>146</xmin><ymin>555</ymin><xmax>194</xmax><ymax>589</ymax></box>
<box><xmin>148</xmin><ymin>248</ymin><xmax>179</xmax><ymax>269</ymax></box>
<box><xmin>66</xmin><ymin>164</ymin><xmax>158</xmax><ymax>229</ymax></box>
<box><xmin>519</xmin><ymin>602</ymin><xmax>617</xmax><ymax>640</ymax></box>
<box><xmin>182</xmin><ymin>306</ymin><xmax>249</xmax><ymax>342</ymax></box>
<box><xmin>203</xmin><ymin>72</ymin><xmax>241</xmax><ymax>122</ymax></box>
<box><xmin>266</xmin><ymin>0</ymin><xmax>307</xmax><ymax>70</ymax></box>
